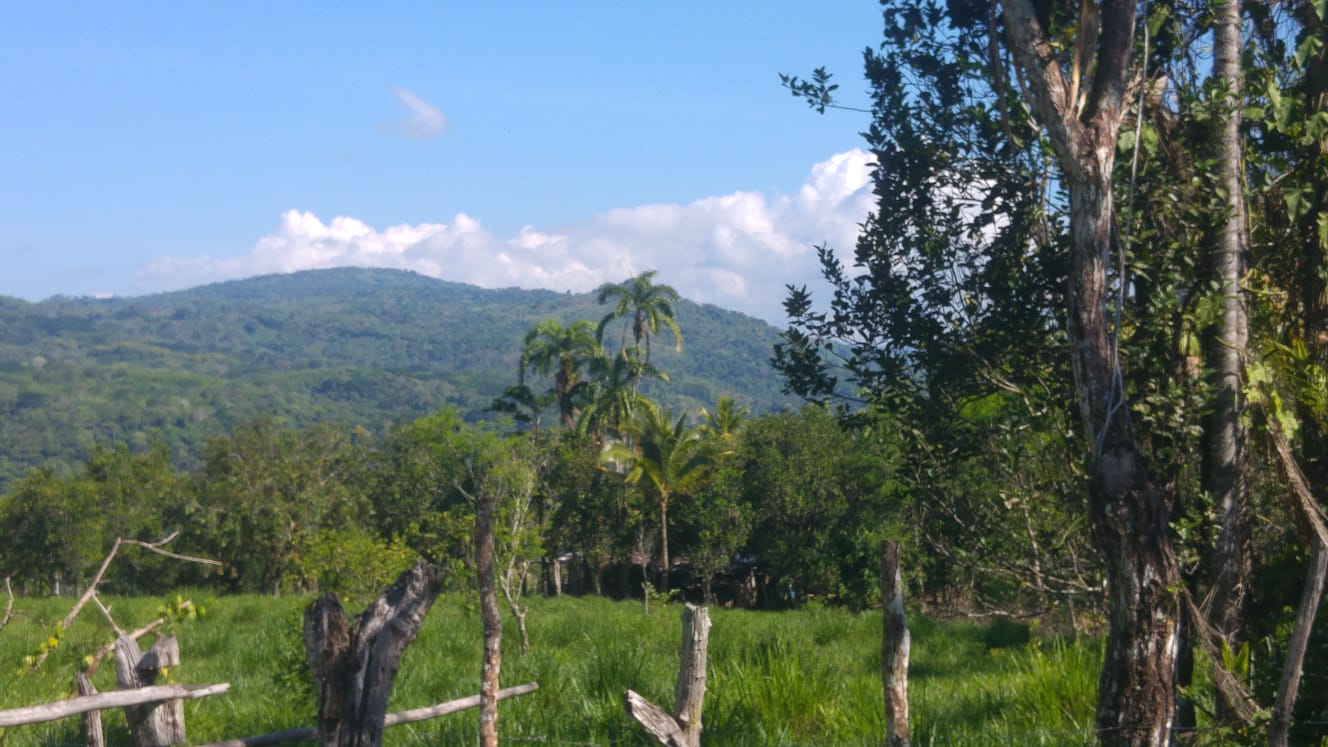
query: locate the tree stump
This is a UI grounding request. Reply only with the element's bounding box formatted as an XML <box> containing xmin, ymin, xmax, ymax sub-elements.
<box><xmin>623</xmin><ymin>604</ymin><xmax>710</xmax><ymax>747</ymax></box>
<box><xmin>114</xmin><ymin>634</ymin><xmax>185</xmax><ymax>747</ymax></box>
<box><xmin>303</xmin><ymin>559</ymin><xmax>443</xmax><ymax>747</ymax></box>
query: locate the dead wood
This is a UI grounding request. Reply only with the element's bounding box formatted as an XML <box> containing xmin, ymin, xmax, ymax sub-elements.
<box><xmin>881</xmin><ymin>540</ymin><xmax>910</xmax><ymax>747</ymax></box>
<box><xmin>75</xmin><ymin>672</ymin><xmax>105</xmax><ymax>747</ymax></box>
<box><xmin>623</xmin><ymin>603</ymin><xmax>710</xmax><ymax>747</ymax></box>
<box><xmin>31</xmin><ymin>533</ymin><xmax>218</xmax><ymax>670</ymax></box>
<box><xmin>303</xmin><ymin>559</ymin><xmax>443</xmax><ymax>747</ymax></box>
<box><xmin>192</xmin><ymin>683</ymin><xmax>538</xmax><ymax>747</ymax></box>
<box><xmin>115</xmin><ymin>634</ymin><xmax>186</xmax><ymax>747</ymax></box>
<box><xmin>0</xmin><ymin>684</ymin><xmax>228</xmax><ymax>728</ymax></box>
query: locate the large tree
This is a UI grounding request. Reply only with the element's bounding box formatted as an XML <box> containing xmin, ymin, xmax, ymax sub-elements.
<box><xmin>780</xmin><ymin>0</ymin><xmax>1186</xmax><ymax>739</ymax></box>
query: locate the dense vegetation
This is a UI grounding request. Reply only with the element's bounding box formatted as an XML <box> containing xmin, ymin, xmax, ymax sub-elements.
<box><xmin>0</xmin><ymin>268</ymin><xmax>793</xmax><ymax>491</ymax></box>
<box><xmin>770</xmin><ymin>0</ymin><xmax>1328</xmax><ymax>740</ymax></box>
<box><xmin>7</xmin><ymin>0</ymin><xmax>1328</xmax><ymax>739</ymax></box>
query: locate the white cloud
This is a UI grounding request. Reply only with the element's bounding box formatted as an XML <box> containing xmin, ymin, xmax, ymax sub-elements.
<box><xmin>381</xmin><ymin>87</ymin><xmax>448</xmax><ymax>139</ymax></box>
<box><xmin>140</xmin><ymin>150</ymin><xmax>876</xmax><ymax>324</ymax></box>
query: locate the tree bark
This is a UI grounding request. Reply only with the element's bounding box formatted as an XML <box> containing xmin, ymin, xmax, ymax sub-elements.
<box><xmin>1000</xmin><ymin>1</ymin><xmax>1183</xmax><ymax>743</ymax></box>
<box><xmin>302</xmin><ymin>560</ymin><xmax>443</xmax><ymax>747</ymax></box>
<box><xmin>880</xmin><ymin>541</ymin><xmax>910</xmax><ymax>747</ymax></box>
<box><xmin>475</xmin><ymin>489</ymin><xmax>502</xmax><ymax>747</ymax></box>
<box><xmin>1204</xmin><ymin>0</ymin><xmax>1252</xmax><ymax>656</ymax></box>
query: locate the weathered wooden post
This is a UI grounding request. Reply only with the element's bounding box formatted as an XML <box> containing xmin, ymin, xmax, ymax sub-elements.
<box><xmin>75</xmin><ymin>672</ymin><xmax>105</xmax><ymax>747</ymax></box>
<box><xmin>881</xmin><ymin>540</ymin><xmax>910</xmax><ymax>747</ymax></box>
<box><xmin>115</xmin><ymin>634</ymin><xmax>185</xmax><ymax>747</ymax></box>
<box><xmin>303</xmin><ymin>559</ymin><xmax>443</xmax><ymax>747</ymax></box>
<box><xmin>623</xmin><ymin>603</ymin><xmax>711</xmax><ymax>747</ymax></box>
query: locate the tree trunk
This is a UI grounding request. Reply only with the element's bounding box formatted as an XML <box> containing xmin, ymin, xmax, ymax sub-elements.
<box><xmin>1269</xmin><ymin>542</ymin><xmax>1328</xmax><ymax>747</ymax></box>
<box><xmin>303</xmin><ymin>561</ymin><xmax>442</xmax><ymax>747</ymax></box>
<box><xmin>475</xmin><ymin>490</ymin><xmax>502</xmax><ymax>747</ymax></box>
<box><xmin>659</xmin><ymin>495</ymin><xmax>671</xmax><ymax>594</ymax></box>
<box><xmin>1000</xmin><ymin>1</ymin><xmax>1183</xmax><ymax>742</ymax></box>
<box><xmin>880</xmin><ymin>541</ymin><xmax>910</xmax><ymax>747</ymax></box>
<box><xmin>1204</xmin><ymin>0</ymin><xmax>1252</xmax><ymax>658</ymax></box>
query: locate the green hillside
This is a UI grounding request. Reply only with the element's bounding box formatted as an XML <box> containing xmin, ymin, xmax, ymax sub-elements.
<box><xmin>0</xmin><ymin>268</ymin><xmax>793</xmax><ymax>489</ymax></box>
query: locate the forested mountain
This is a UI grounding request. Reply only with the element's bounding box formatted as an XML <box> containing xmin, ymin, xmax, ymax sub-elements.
<box><xmin>0</xmin><ymin>268</ymin><xmax>792</xmax><ymax>489</ymax></box>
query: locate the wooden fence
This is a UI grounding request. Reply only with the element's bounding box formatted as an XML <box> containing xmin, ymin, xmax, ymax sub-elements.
<box><xmin>0</xmin><ymin>562</ymin><xmax>538</xmax><ymax>747</ymax></box>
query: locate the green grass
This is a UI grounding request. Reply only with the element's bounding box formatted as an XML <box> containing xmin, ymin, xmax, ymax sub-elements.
<box><xmin>0</xmin><ymin>594</ymin><xmax>1101</xmax><ymax>746</ymax></box>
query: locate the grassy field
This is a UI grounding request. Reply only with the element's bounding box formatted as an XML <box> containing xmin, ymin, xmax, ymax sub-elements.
<box><xmin>0</xmin><ymin>592</ymin><xmax>1102</xmax><ymax>746</ymax></box>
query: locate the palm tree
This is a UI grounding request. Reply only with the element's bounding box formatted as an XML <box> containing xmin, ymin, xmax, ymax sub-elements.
<box><xmin>577</xmin><ymin>349</ymin><xmax>667</xmax><ymax>441</ymax></box>
<box><xmin>595</xmin><ymin>271</ymin><xmax>683</xmax><ymax>369</ymax></box>
<box><xmin>488</xmin><ymin>383</ymin><xmax>555</xmax><ymax>433</ymax></box>
<box><xmin>698</xmin><ymin>395</ymin><xmax>748</xmax><ymax>449</ymax></box>
<box><xmin>601</xmin><ymin>404</ymin><xmax>712</xmax><ymax>592</ymax></box>
<box><xmin>519</xmin><ymin>319</ymin><xmax>603</xmax><ymax>428</ymax></box>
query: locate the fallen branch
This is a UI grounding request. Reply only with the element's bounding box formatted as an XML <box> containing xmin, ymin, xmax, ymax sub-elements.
<box><xmin>193</xmin><ymin>683</ymin><xmax>539</xmax><ymax>747</ymax></box>
<box><xmin>0</xmin><ymin>684</ymin><xmax>229</xmax><ymax>728</ymax></box>
<box><xmin>31</xmin><ymin>533</ymin><xmax>219</xmax><ymax>670</ymax></box>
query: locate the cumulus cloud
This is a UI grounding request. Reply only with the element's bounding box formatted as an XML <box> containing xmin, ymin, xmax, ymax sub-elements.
<box><xmin>380</xmin><ymin>87</ymin><xmax>448</xmax><ymax>139</ymax></box>
<box><xmin>140</xmin><ymin>150</ymin><xmax>876</xmax><ymax>324</ymax></box>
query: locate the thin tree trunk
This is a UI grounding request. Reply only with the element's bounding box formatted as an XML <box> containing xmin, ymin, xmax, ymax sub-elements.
<box><xmin>659</xmin><ymin>496</ymin><xmax>671</xmax><ymax>594</ymax></box>
<box><xmin>1269</xmin><ymin>542</ymin><xmax>1327</xmax><ymax>747</ymax></box>
<box><xmin>1205</xmin><ymin>0</ymin><xmax>1252</xmax><ymax>657</ymax></box>
<box><xmin>475</xmin><ymin>491</ymin><xmax>502</xmax><ymax>747</ymax></box>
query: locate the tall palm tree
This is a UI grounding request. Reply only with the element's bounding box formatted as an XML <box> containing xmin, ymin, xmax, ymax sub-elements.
<box><xmin>595</xmin><ymin>271</ymin><xmax>683</xmax><ymax>369</ymax></box>
<box><xmin>601</xmin><ymin>405</ymin><xmax>712</xmax><ymax>592</ymax></box>
<box><xmin>519</xmin><ymin>319</ymin><xmax>603</xmax><ymax>428</ymax></box>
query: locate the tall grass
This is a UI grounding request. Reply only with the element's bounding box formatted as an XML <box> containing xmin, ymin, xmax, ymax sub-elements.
<box><xmin>0</xmin><ymin>594</ymin><xmax>1101</xmax><ymax>745</ymax></box>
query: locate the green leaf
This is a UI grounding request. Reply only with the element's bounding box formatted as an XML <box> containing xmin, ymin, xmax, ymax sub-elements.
<box><xmin>1296</xmin><ymin>35</ymin><xmax>1324</xmax><ymax>70</ymax></box>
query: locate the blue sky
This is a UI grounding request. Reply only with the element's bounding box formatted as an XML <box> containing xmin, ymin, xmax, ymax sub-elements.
<box><xmin>1</xmin><ymin>2</ymin><xmax>881</xmax><ymax>323</ymax></box>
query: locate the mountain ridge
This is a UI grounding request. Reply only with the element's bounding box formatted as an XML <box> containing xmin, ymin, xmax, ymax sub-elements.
<box><xmin>0</xmin><ymin>268</ymin><xmax>794</xmax><ymax>489</ymax></box>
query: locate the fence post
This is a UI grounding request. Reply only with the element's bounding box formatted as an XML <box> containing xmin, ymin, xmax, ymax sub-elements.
<box><xmin>75</xmin><ymin>672</ymin><xmax>105</xmax><ymax>747</ymax></box>
<box><xmin>624</xmin><ymin>603</ymin><xmax>711</xmax><ymax>747</ymax></box>
<box><xmin>115</xmin><ymin>634</ymin><xmax>186</xmax><ymax>747</ymax></box>
<box><xmin>881</xmin><ymin>540</ymin><xmax>910</xmax><ymax>747</ymax></box>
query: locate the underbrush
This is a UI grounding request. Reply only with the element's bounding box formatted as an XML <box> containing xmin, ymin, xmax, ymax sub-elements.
<box><xmin>0</xmin><ymin>593</ymin><xmax>1101</xmax><ymax>745</ymax></box>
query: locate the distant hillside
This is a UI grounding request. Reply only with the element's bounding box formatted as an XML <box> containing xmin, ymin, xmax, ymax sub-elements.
<box><xmin>0</xmin><ymin>268</ymin><xmax>794</xmax><ymax>488</ymax></box>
